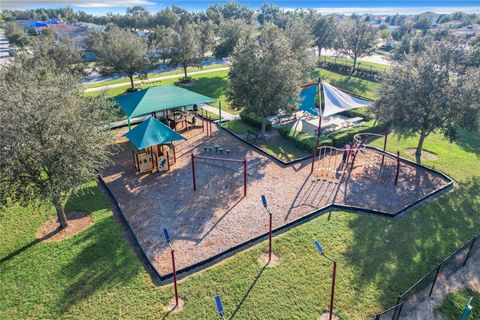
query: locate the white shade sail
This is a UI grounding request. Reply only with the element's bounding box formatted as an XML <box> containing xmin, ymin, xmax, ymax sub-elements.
<box><xmin>322</xmin><ymin>81</ymin><xmax>372</xmax><ymax>117</ymax></box>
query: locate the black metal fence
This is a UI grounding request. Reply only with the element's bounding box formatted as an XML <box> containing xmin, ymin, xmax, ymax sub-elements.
<box><xmin>318</xmin><ymin>55</ymin><xmax>389</xmax><ymax>81</ymax></box>
<box><xmin>373</xmin><ymin>232</ymin><xmax>480</xmax><ymax>319</ymax></box>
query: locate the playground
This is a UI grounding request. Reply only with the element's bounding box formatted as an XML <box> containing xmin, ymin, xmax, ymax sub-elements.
<box><xmin>102</xmin><ymin>123</ymin><xmax>451</xmax><ymax>276</ymax></box>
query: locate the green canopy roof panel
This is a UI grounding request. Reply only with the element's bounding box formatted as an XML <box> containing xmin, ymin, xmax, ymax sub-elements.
<box><xmin>123</xmin><ymin>117</ymin><xmax>186</xmax><ymax>150</ymax></box>
<box><xmin>115</xmin><ymin>85</ymin><xmax>217</xmax><ymax>118</ymax></box>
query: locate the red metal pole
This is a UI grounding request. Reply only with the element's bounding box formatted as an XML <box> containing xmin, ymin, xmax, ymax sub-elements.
<box><xmin>395</xmin><ymin>151</ymin><xmax>400</xmax><ymax>185</ymax></box>
<box><xmin>243</xmin><ymin>159</ymin><xmax>247</xmax><ymax>197</ymax></box>
<box><xmin>329</xmin><ymin>261</ymin><xmax>337</xmax><ymax>320</ymax></box>
<box><xmin>171</xmin><ymin>249</ymin><xmax>179</xmax><ymax>306</ymax></box>
<box><xmin>192</xmin><ymin>154</ymin><xmax>196</xmax><ymax>191</ymax></box>
<box><xmin>268</xmin><ymin>212</ymin><xmax>272</xmax><ymax>262</ymax></box>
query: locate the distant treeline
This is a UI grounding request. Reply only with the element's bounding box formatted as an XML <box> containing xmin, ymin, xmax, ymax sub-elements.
<box><xmin>2</xmin><ymin>4</ymin><xmax>479</xmax><ymax>31</ymax></box>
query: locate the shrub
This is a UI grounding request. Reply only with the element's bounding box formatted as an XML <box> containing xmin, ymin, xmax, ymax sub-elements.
<box><xmin>278</xmin><ymin>125</ymin><xmax>332</xmax><ymax>153</ymax></box>
<box><xmin>328</xmin><ymin>120</ymin><xmax>386</xmax><ymax>147</ymax></box>
<box><xmin>339</xmin><ymin>107</ymin><xmax>374</xmax><ymax>121</ymax></box>
<box><xmin>240</xmin><ymin>110</ymin><xmax>272</xmax><ymax>131</ymax></box>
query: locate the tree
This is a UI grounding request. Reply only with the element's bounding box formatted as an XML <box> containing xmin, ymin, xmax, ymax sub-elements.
<box><xmin>31</xmin><ymin>35</ymin><xmax>82</xmax><ymax>74</ymax></box>
<box><xmin>169</xmin><ymin>24</ymin><xmax>202</xmax><ymax>80</ymax></box>
<box><xmin>312</xmin><ymin>14</ymin><xmax>338</xmax><ymax>57</ymax></box>
<box><xmin>92</xmin><ymin>27</ymin><xmax>150</xmax><ymax>90</ymax></box>
<box><xmin>214</xmin><ymin>19</ymin><xmax>254</xmax><ymax>58</ymax></box>
<box><xmin>198</xmin><ymin>20</ymin><xmax>216</xmax><ymax>58</ymax></box>
<box><xmin>228</xmin><ymin>23</ymin><xmax>305</xmax><ymax>138</ymax></box>
<box><xmin>0</xmin><ymin>51</ymin><xmax>114</xmax><ymax>229</ymax></box>
<box><xmin>4</xmin><ymin>22</ymin><xmax>30</xmax><ymax>47</ymax></box>
<box><xmin>257</xmin><ymin>3</ymin><xmax>282</xmax><ymax>26</ymax></box>
<box><xmin>148</xmin><ymin>26</ymin><xmax>175</xmax><ymax>63</ymax></box>
<box><xmin>372</xmin><ymin>39</ymin><xmax>480</xmax><ymax>159</ymax></box>
<box><xmin>285</xmin><ymin>19</ymin><xmax>315</xmax><ymax>76</ymax></box>
<box><xmin>337</xmin><ymin>19</ymin><xmax>378</xmax><ymax>75</ymax></box>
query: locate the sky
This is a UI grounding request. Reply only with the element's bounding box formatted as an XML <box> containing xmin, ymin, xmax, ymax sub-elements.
<box><xmin>2</xmin><ymin>0</ymin><xmax>480</xmax><ymax>16</ymax></box>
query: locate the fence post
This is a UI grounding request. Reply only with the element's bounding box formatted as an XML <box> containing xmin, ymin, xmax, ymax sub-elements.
<box><xmin>395</xmin><ymin>303</ymin><xmax>404</xmax><ymax>320</ymax></box>
<box><xmin>243</xmin><ymin>159</ymin><xmax>247</xmax><ymax>197</ymax></box>
<box><xmin>429</xmin><ymin>264</ymin><xmax>442</xmax><ymax>297</ymax></box>
<box><xmin>391</xmin><ymin>296</ymin><xmax>402</xmax><ymax>320</ymax></box>
<box><xmin>463</xmin><ymin>236</ymin><xmax>477</xmax><ymax>267</ymax></box>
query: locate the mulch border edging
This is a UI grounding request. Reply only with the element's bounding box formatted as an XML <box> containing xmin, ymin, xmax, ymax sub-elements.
<box><xmin>99</xmin><ymin>131</ymin><xmax>454</xmax><ymax>284</ymax></box>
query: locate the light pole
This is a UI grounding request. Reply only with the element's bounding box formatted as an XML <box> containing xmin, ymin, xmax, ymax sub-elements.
<box><xmin>314</xmin><ymin>240</ymin><xmax>336</xmax><ymax>320</ymax></box>
<box><xmin>261</xmin><ymin>195</ymin><xmax>273</xmax><ymax>262</ymax></box>
<box><xmin>163</xmin><ymin>228</ymin><xmax>179</xmax><ymax>307</ymax></box>
<box><xmin>214</xmin><ymin>294</ymin><xmax>225</xmax><ymax>320</ymax></box>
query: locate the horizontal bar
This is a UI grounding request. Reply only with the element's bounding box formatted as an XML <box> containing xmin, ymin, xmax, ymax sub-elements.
<box><xmin>193</xmin><ymin>154</ymin><xmax>246</xmax><ymax>163</ymax></box>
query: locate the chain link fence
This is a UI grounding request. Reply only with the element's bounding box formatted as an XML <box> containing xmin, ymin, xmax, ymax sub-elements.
<box><xmin>373</xmin><ymin>232</ymin><xmax>480</xmax><ymax>319</ymax></box>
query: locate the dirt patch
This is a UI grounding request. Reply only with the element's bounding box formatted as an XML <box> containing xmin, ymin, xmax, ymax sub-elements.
<box><xmin>36</xmin><ymin>212</ymin><xmax>93</xmax><ymax>242</ymax></box>
<box><xmin>405</xmin><ymin>148</ymin><xmax>438</xmax><ymax>160</ymax></box>
<box><xmin>319</xmin><ymin>312</ymin><xmax>339</xmax><ymax>320</ymax></box>
<box><xmin>163</xmin><ymin>297</ymin><xmax>185</xmax><ymax>312</ymax></box>
<box><xmin>258</xmin><ymin>253</ymin><xmax>281</xmax><ymax>267</ymax></box>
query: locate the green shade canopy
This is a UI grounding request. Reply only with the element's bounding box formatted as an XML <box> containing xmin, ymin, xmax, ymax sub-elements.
<box><xmin>115</xmin><ymin>85</ymin><xmax>217</xmax><ymax>118</ymax></box>
<box><xmin>123</xmin><ymin>117</ymin><xmax>186</xmax><ymax>150</ymax></box>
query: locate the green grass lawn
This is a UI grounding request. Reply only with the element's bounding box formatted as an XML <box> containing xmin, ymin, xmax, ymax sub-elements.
<box><xmin>320</xmin><ymin>55</ymin><xmax>391</xmax><ymax>74</ymax></box>
<box><xmin>436</xmin><ymin>288</ymin><xmax>480</xmax><ymax>319</ymax></box>
<box><xmin>1</xmin><ymin>127</ymin><xmax>480</xmax><ymax>319</ymax></box>
<box><xmin>370</xmin><ymin>130</ymin><xmax>480</xmax><ymax>183</ymax></box>
<box><xmin>81</xmin><ymin>63</ymin><xmax>229</xmax><ymax>90</ymax></box>
<box><xmin>223</xmin><ymin>120</ymin><xmax>309</xmax><ymax>161</ymax></box>
<box><xmin>313</xmin><ymin>68</ymin><xmax>380</xmax><ymax>100</ymax></box>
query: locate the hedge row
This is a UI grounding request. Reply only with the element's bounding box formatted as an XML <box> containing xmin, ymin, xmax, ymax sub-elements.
<box><xmin>240</xmin><ymin>110</ymin><xmax>272</xmax><ymax>131</ymax></box>
<box><xmin>277</xmin><ymin>120</ymin><xmax>386</xmax><ymax>153</ymax></box>
<box><xmin>328</xmin><ymin>120</ymin><xmax>386</xmax><ymax>147</ymax></box>
<box><xmin>277</xmin><ymin>126</ymin><xmax>332</xmax><ymax>153</ymax></box>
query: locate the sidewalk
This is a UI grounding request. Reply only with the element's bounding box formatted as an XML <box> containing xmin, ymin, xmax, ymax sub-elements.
<box><xmin>199</xmin><ymin>103</ymin><xmax>238</xmax><ymax>121</ymax></box>
<box><xmin>84</xmin><ymin>67</ymin><xmax>230</xmax><ymax>93</ymax></box>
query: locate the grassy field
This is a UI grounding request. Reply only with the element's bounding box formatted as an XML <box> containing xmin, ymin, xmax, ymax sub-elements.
<box><xmin>320</xmin><ymin>55</ymin><xmax>391</xmax><ymax>74</ymax></box>
<box><xmin>313</xmin><ymin>68</ymin><xmax>380</xmax><ymax>100</ymax></box>
<box><xmin>223</xmin><ymin>120</ymin><xmax>309</xmax><ymax>161</ymax></box>
<box><xmin>81</xmin><ymin>63</ymin><xmax>229</xmax><ymax>90</ymax></box>
<box><xmin>1</xmin><ymin>126</ymin><xmax>480</xmax><ymax>319</ymax></box>
<box><xmin>436</xmin><ymin>288</ymin><xmax>480</xmax><ymax>319</ymax></box>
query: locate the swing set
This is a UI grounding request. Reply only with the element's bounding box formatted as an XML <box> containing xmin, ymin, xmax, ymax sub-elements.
<box><xmin>191</xmin><ymin>154</ymin><xmax>247</xmax><ymax>197</ymax></box>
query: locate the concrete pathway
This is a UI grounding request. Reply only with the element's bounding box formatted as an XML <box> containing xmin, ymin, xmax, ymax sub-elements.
<box><xmin>199</xmin><ymin>103</ymin><xmax>238</xmax><ymax>121</ymax></box>
<box><xmin>321</xmin><ymin>48</ymin><xmax>391</xmax><ymax>65</ymax></box>
<box><xmin>0</xmin><ymin>32</ymin><xmax>11</xmax><ymax>65</ymax></box>
<box><xmin>84</xmin><ymin>67</ymin><xmax>230</xmax><ymax>93</ymax></box>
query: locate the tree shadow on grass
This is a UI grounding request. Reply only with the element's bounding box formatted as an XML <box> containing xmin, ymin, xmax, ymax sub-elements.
<box><xmin>342</xmin><ymin>177</ymin><xmax>480</xmax><ymax>314</ymax></box>
<box><xmin>57</xmin><ymin>216</ymin><xmax>142</xmax><ymax>314</ymax></box>
<box><xmin>452</xmin><ymin>129</ymin><xmax>480</xmax><ymax>157</ymax></box>
<box><xmin>58</xmin><ymin>184</ymin><xmax>143</xmax><ymax>313</ymax></box>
